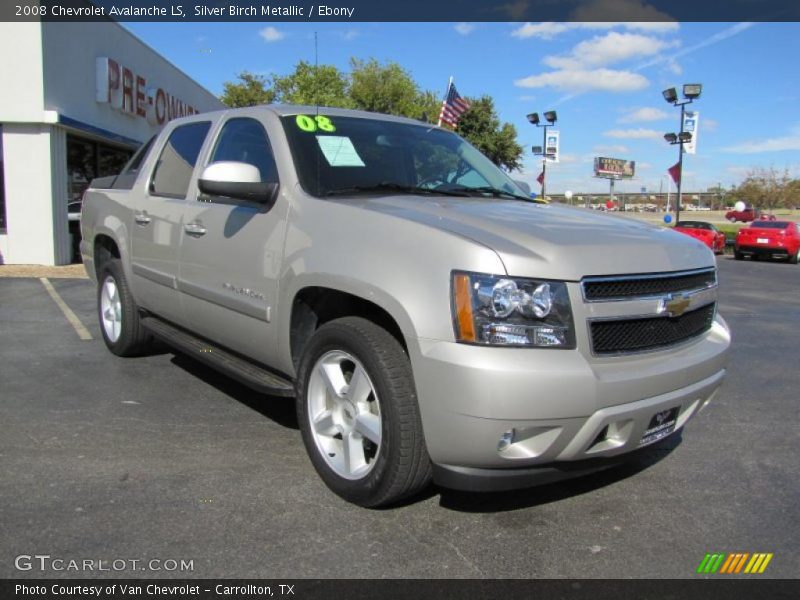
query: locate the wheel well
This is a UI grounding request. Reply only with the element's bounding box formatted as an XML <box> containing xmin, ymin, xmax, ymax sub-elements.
<box><xmin>94</xmin><ymin>235</ymin><xmax>120</xmax><ymax>279</ymax></box>
<box><xmin>290</xmin><ymin>287</ymin><xmax>407</xmax><ymax>369</ymax></box>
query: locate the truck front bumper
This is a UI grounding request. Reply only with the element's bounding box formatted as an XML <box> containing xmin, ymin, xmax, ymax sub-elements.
<box><xmin>409</xmin><ymin>316</ymin><xmax>730</xmax><ymax>490</ymax></box>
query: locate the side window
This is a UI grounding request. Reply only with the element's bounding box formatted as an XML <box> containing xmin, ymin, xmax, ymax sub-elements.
<box><xmin>150</xmin><ymin>122</ymin><xmax>211</xmax><ymax>197</ymax></box>
<box><xmin>209</xmin><ymin>118</ymin><xmax>278</xmax><ymax>183</ymax></box>
<box><xmin>112</xmin><ymin>135</ymin><xmax>156</xmax><ymax>190</ymax></box>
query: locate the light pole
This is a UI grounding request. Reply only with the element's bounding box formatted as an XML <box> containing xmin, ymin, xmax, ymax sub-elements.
<box><xmin>527</xmin><ymin>110</ymin><xmax>557</xmax><ymax>200</ymax></box>
<box><xmin>662</xmin><ymin>83</ymin><xmax>701</xmax><ymax>224</ymax></box>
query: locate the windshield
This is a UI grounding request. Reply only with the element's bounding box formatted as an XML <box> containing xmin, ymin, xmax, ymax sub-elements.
<box><xmin>677</xmin><ymin>221</ymin><xmax>712</xmax><ymax>230</ymax></box>
<box><xmin>280</xmin><ymin>114</ymin><xmax>529</xmax><ymax>199</ymax></box>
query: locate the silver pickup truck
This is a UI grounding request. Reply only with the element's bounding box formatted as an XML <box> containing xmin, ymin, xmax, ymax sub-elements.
<box><xmin>81</xmin><ymin>105</ymin><xmax>730</xmax><ymax>507</ymax></box>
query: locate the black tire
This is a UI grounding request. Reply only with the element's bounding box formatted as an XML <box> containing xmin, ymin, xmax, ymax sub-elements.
<box><xmin>97</xmin><ymin>258</ymin><xmax>152</xmax><ymax>357</ymax></box>
<box><xmin>734</xmin><ymin>250</ymin><xmax>743</xmax><ymax>260</ymax></box>
<box><xmin>790</xmin><ymin>250</ymin><xmax>800</xmax><ymax>265</ymax></box>
<box><xmin>296</xmin><ymin>317</ymin><xmax>432</xmax><ymax>507</ymax></box>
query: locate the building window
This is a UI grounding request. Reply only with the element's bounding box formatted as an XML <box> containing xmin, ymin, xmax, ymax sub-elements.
<box><xmin>67</xmin><ymin>134</ymin><xmax>133</xmax><ymax>204</ymax></box>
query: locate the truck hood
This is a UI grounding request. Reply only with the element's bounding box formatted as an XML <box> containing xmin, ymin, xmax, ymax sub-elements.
<box><xmin>340</xmin><ymin>195</ymin><xmax>714</xmax><ymax>280</ymax></box>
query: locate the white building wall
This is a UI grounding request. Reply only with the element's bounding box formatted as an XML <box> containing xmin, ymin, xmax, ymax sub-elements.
<box><xmin>0</xmin><ymin>22</ymin><xmax>44</xmax><ymax>121</ymax></box>
<box><xmin>2</xmin><ymin>124</ymin><xmax>59</xmax><ymax>265</ymax></box>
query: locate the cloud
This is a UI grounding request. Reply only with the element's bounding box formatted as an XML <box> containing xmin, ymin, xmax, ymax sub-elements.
<box><xmin>665</xmin><ymin>58</ymin><xmax>682</xmax><ymax>75</ymax></box>
<box><xmin>702</xmin><ymin>118</ymin><xmax>718</xmax><ymax>132</ymax></box>
<box><xmin>617</xmin><ymin>107</ymin><xmax>669</xmax><ymax>123</ymax></box>
<box><xmin>604</xmin><ymin>128</ymin><xmax>663</xmax><ymax>139</ymax></box>
<box><xmin>517</xmin><ymin>95</ymin><xmax>537</xmax><ymax>101</ymax></box>
<box><xmin>515</xmin><ymin>68</ymin><xmax>648</xmax><ymax>93</ymax></box>
<box><xmin>259</xmin><ymin>26</ymin><xmax>285</xmax><ymax>43</ymax></box>
<box><xmin>543</xmin><ymin>32</ymin><xmax>678</xmax><ymax>69</ymax></box>
<box><xmin>454</xmin><ymin>23</ymin><xmax>476</xmax><ymax>35</ymax></box>
<box><xmin>636</xmin><ymin>22</ymin><xmax>755</xmax><ymax>70</ymax></box>
<box><xmin>340</xmin><ymin>29</ymin><xmax>360</xmax><ymax>41</ymax></box>
<box><xmin>594</xmin><ymin>144</ymin><xmax>630</xmax><ymax>154</ymax></box>
<box><xmin>723</xmin><ymin>131</ymin><xmax>800</xmax><ymax>153</ymax></box>
<box><xmin>511</xmin><ymin>20</ymin><xmax>678</xmax><ymax>40</ymax></box>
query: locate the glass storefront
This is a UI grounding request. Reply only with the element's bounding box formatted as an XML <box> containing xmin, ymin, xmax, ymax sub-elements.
<box><xmin>0</xmin><ymin>125</ymin><xmax>6</xmax><ymax>231</ymax></box>
<box><xmin>66</xmin><ymin>134</ymin><xmax>134</xmax><ymax>261</ymax></box>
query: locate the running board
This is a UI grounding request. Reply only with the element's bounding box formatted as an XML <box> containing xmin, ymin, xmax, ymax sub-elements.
<box><xmin>141</xmin><ymin>316</ymin><xmax>295</xmax><ymax>397</ymax></box>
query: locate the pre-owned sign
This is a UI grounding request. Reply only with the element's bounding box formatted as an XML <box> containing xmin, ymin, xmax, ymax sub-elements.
<box><xmin>95</xmin><ymin>57</ymin><xmax>199</xmax><ymax>126</ymax></box>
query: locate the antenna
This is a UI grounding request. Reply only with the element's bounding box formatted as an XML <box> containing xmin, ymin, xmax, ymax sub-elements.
<box><xmin>314</xmin><ymin>31</ymin><xmax>320</xmax><ymax>117</ymax></box>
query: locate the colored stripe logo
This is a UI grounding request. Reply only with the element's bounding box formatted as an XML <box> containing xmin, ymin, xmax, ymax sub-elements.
<box><xmin>697</xmin><ymin>553</ymin><xmax>773</xmax><ymax>574</ymax></box>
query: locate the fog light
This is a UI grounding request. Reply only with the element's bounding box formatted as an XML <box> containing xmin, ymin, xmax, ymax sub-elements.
<box><xmin>498</xmin><ymin>429</ymin><xmax>515</xmax><ymax>452</ymax></box>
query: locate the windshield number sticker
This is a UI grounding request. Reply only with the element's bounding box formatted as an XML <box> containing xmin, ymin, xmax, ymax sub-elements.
<box><xmin>296</xmin><ymin>115</ymin><xmax>336</xmax><ymax>133</ymax></box>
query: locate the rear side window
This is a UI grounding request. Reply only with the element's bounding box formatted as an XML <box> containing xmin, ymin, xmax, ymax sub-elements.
<box><xmin>150</xmin><ymin>122</ymin><xmax>211</xmax><ymax>197</ymax></box>
<box><xmin>209</xmin><ymin>118</ymin><xmax>278</xmax><ymax>183</ymax></box>
<box><xmin>112</xmin><ymin>135</ymin><xmax>156</xmax><ymax>190</ymax></box>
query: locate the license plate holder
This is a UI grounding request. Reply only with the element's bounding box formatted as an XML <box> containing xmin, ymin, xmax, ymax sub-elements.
<box><xmin>640</xmin><ymin>406</ymin><xmax>680</xmax><ymax>446</ymax></box>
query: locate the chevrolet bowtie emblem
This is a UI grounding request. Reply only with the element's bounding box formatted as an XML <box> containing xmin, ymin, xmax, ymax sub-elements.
<box><xmin>660</xmin><ymin>293</ymin><xmax>691</xmax><ymax>317</ymax></box>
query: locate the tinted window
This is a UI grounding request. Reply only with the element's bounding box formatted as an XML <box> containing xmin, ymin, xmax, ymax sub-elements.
<box><xmin>209</xmin><ymin>118</ymin><xmax>278</xmax><ymax>183</ymax></box>
<box><xmin>151</xmin><ymin>122</ymin><xmax>211</xmax><ymax>197</ymax></box>
<box><xmin>751</xmin><ymin>221</ymin><xmax>789</xmax><ymax>229</ymax></box>
<box><xmin>677</xmin><ymin>221</ymin><xmax>711</xmax><ymax>230</ymax></box>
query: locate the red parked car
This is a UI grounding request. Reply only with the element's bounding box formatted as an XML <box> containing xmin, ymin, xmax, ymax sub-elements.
<box><xmin>725</xmin><ymin>206</ymin><xmax>759</xmax><ymax>222</ymax></box>
<box><xmin>735</xmin><ymin>220</ymin><xmax>800</xmax><ymax>263</ymax></box>
<box><xmin>674</xmin><ymin>220</ymin><xmax>726</xmax><ymax>254</ymax></box>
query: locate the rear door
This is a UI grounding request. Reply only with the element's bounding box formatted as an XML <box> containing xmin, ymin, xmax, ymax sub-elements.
<box><xmin>177</xmin><ymin>116</ymin><xmax>289</xmax><ymax>365</ymax></box>
<box><xmin>130</xmin><ymin>121</ymin><xmax>212</xmax><ymax>325</ymax></box>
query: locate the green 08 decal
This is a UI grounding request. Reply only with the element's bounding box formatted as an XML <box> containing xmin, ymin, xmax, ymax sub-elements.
<box><xmin>295</xmin><ymin>114</ymin><xmax>336</xmax><ymax>133</ymax></box>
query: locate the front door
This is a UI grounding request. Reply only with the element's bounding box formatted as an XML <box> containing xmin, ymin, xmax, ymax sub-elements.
<box><xmin>178</xmin><ymin>116</ymin><xmax>288</xmax><ymax>365</ymax></box>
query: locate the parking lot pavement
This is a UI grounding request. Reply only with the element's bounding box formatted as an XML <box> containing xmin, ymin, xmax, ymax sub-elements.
<box><xmin>1</xmin><ymin>258</ymin><xmax>798</xmax><ymax>579</ymax></box>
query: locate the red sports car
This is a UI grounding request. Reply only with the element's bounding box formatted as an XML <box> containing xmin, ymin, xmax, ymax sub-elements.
<box><xmin>674</xmin><ymin>220</ymin><xmax>726</xmax><ymax>254</ymax></box>
<box><xmin>735</xmin><ymin>220</ymin><xmax>800</xmax><ymax>264</ymax></box>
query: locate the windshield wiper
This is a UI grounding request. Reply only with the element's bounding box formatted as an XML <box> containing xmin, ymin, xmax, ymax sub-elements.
<box><xmin>324</xmin><ymin>182</ymin><xmax>471</xmax><ymax>198</ymax></box>
<box><xmin>452</xmin><ymin>185</ymin><xmax>538</xmax><ymax>202</ymax></box>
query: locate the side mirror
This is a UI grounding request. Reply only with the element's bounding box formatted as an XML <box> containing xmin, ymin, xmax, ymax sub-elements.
<box><xmin>514</xmin><ymin>180</ymin><xmax>532</xmax><ymax>196</ymax></box>
<box><xmin>198</xmin><ymin>161</ymin><xmax>278</xmax><ymax>205</ymax></box>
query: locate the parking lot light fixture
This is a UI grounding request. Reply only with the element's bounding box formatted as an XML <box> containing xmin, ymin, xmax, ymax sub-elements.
<box><xmin>528</xmin><ymin>109</ymin><xmax>560</xmax><ymax>200</ymax></box>
<box><xmin>683</xmin><ymin>83</ymin><xmax>702</xmax><ymax>99</ymax></box>
<box><xmin>662</xmin><ymin>82</ymin><xmax>702</xmax><ymax>225</ymax></box>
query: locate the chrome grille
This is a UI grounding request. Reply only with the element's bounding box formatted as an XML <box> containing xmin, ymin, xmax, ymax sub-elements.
<box><xmin>582</xmin><ymin>268</ymin><xmax>716</xmax><ymax>302</ymax></box>
<box><xmin>590</xmin><ymin>304</ymin><xmax>716</xmax><ymax>355</ymax></box>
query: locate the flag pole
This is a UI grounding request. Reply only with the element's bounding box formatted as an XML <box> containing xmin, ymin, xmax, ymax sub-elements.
<box><xmin>437</xmin><ymin>76</ymin><xmax>453</xmax><ymax>127</ymax></box>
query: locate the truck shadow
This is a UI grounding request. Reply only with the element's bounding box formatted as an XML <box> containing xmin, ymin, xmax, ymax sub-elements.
<box><xmin>434</xmin><ymin>435</ymin><xmax>682</xmax><ymax>513</ymax></box>
<box><xmin>169</xmin><ymin>353</ymin><xmax>299</xmax><ymax>430</ymax></box>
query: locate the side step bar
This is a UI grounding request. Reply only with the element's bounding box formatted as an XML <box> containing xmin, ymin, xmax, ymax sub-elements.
<box><xmin>141</xmin><ymin>316</ymin><xmax>295</xmax><ymax>397</ymax></box>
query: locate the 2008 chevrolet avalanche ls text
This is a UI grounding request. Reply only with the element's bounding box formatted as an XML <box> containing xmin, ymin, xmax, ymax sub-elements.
<box><xmin>81</xmin><ymin>105</ymin><xmax>730</xmax><ymax>507</ymax></box>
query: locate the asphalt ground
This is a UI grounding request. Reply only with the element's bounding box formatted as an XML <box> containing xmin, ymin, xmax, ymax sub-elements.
<box><xmin>1</xmin><ymin>257</ymin><xmax>798</xmax><ymax>579</ymax></box>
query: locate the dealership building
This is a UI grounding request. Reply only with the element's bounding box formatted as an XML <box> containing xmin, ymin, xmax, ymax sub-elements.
<box><xmin>0</xmin><ymin>21</ymin><xmax>224</xmax><ymax>265</ymax></box>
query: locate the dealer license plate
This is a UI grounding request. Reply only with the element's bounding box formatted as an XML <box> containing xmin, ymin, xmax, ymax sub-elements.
<box><xmin>757</xmin><ymin>238</ymin><xmax>769</xmax><ymax>243</ymax></box>
<box><xmin>639</xmin><ymin>407</ymin><xmax>679</xmax><ymax>446</ymax></box>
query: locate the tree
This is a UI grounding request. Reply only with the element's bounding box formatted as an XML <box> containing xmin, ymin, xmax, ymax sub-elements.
<box><xmin>731</xmin><ymin>166</ymin><xmax>794</xmax><ymax>213</ymax></box>
<box><xmin>272</xmin><ymin>61</ymin><xmax>351</xmax><ymax>108</ymax></box>
<box><xmin>349</xmin><ymin>59</ymin><xmax>429</xmax><ymax>120</ymax></box>
<box><xmin>220</xmin><ymin>71</ymin><xmax>275</xmax><ymax>107</ymax></box>
<box><xmin>456</xmin><ymin>96</ymin><xmax>524</xmax><ymax>172</ymax></box>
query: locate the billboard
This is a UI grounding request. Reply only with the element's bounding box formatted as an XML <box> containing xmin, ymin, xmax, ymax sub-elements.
<box><xmin>594</xmin><ymin>156</ymin><xmax>635</xmax><ymax>178</ymax></box>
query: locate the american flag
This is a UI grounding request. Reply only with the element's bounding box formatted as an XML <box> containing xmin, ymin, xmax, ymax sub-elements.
<box><xmin>438</xmin><ymin>82</ymin><xmax>471</xmax><ymax>128</ymax></box>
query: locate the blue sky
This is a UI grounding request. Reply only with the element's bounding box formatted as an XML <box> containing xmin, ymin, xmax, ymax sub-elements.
<box><xmin>124</xmin><ymin>21</ymin><xmax>800</xmax><ymax>194</ymax></box>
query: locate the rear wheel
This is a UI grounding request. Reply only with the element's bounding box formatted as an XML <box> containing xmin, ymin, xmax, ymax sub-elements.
<box><xmin>790</xmin><ymin>248</ymin><xmax>800</xmax><ymax>265</ymax></box>
<box><xmin>97</xmin><ymin>259</ymin><xmax>152</xmax><ymax>356</ymax></box>
<box><xmin>734</xmin><ymin>249</ymin><xmax>744</xmax><ymax>260</ymax></box>
<box><xmin>296</xmin><ymin>317</ymin><xmax>432</xmax><ymax>507</ymax></box>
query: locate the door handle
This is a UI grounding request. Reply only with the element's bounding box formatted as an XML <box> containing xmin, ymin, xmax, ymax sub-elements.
<box><xmin>134</xmin><ymin>212</ymin><xmax>152</xmax><ymax>225</ymax></box>
<box><xmin>184</xmin><ymin>222</ymin><xmax>207</xmax><ymax>237</ymax></box>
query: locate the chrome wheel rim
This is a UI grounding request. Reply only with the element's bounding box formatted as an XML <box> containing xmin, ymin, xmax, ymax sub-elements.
<box><xmin>307</xmin><ymin>350</ymin><xmax>382</xmax><ymax>480</ymax></box>
<box><xmin>100</xmin><ymin>275</ymin><xmax>122</xmax><ymax>342</ymax></box>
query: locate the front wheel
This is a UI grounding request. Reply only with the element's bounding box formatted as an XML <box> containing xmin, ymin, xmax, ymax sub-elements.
<box><xmin>296</xmin><ymin>317</ymin><xmax>432</xmax><ymax>507</ymax></box>
<box><xmin>97</xmin><ymin>259</ymin><xmax>152</xmax><ymax>356</ymax></box>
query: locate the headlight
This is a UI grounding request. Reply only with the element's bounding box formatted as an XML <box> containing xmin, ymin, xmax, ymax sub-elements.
<box><xmin>452</xmin><ymin>272</ymin><xmax>576</xmax><ymax>348</ymax></box>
